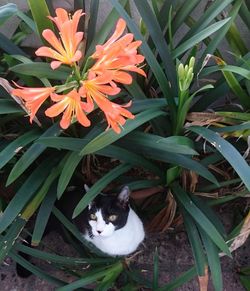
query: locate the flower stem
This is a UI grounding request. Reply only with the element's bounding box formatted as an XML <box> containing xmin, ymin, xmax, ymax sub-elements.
<box><xmin>81</xmin><ymin>57</ymin><xmax>95</xmax><ymax>77</ymax></box>
<box><xmin>73</xmin><ymin>63</ymin><xmax>81</xmax><ymax>81</ymax></box>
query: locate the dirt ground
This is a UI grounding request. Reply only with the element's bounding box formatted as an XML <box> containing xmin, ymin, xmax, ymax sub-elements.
<box><xmin>0</xmin><ymin>201</ymin><xmax>249</xmax><ymax>290</ymax></box>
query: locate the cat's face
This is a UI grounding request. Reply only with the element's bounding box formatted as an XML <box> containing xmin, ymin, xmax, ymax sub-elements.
<box><xmin>87</xmin><ymin>186</ymin><xmax>130</xmax><ymax>238</ymax></box>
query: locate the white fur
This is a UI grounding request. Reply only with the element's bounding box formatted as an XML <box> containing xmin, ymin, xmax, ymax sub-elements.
<box><xmin>88</xmin><ymin>210</ymin><xmax>115</xmax><ymax>237</ymax></box>
<box><xmin>84</xmin><ymin>208</ymin><xmax>145</xmax><ymax>256</ymax></box>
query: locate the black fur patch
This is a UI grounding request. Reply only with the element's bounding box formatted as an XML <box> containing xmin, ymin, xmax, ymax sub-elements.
<box><xmin>88</xmin><ymin>195</ymin><xmax>130</xmax><ymax>230</ymax></box>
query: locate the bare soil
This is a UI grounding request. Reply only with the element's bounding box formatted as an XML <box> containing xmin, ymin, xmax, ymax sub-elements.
<box><xmin>0</xmin><ymin>201</ymin><xmax>250</xmax><ymax>291</ymax></box>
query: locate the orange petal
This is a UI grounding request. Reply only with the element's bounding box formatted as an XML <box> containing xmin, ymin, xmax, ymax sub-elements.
<box><xmin>51</xmin><ymin>61</ymin><xmax>63</xmax><ymax>70</ymax></box>
<box><xmin>76</xmin><ymin>104</ymin><xmax>91</xmax><ymax>127</ymax></box>
<box><xmin>112</xmin><ymin>71</ymin><xmax>132</xmax><ymax>84</ymax></box>
<box><xmin>106</xmin><ymin>18</ymin><xmax>126</xmax><ymax>46</ymax></box>
<box><xmin>45</xmin><ymin>99</ymin><xmax>68</xmax><ymax>117</ymax></box>
<box><xmin>60</xmin><ymin>105</ymin><xmax>72</xmax><ymax>129</ymax></box>
<box><xmin>41</xmin><ymin>29</ymin><xmax>65</xmax><ymax>55</ymax></box>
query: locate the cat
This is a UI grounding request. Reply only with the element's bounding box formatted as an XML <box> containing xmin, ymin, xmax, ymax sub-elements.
<box><xmin>79</xmin><ymin>185</ymin><xmax>145</xmax><ymax>256</ymax></box>
<box><xmin>16</xmin><ymin>185</ymin><xmax>145</xmax><ymax>277</ymax></box>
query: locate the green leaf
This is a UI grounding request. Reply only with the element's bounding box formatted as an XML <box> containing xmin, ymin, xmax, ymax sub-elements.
<box><xmin>172</xmin><ymin>0</ymin><xmax>200</xmax><ymax>34</ymax></box>
<box><xmin>191</xmin><ymin>196</ymin><xmax>226</xmax><ymax>236</ymax></box>
<box><xmin>0</xmin><ymin>100</ymin><xmax>24</xmax><ymax>114</ymax></box>
<box><xmin>201</xmin><ymin>65</ymin><xmax>250</xmax><ymax>80</ymax></box>
<box><xmin>122</xmin><ymin>144</ymin><xmax>218</xmax><ymax>185</ymax></box>
<box><xmin>158</xmin><ymin>266</ymin><xmax>197</xmax><ymax>291</ymax></box>
<box><xmin>134</xmin><ymin>0</ymin><xmax>178</xmax><ymax>94</ymax></box>
<box><xmin>199</xmin><ymin>228</ymin><xmax>223</xmax><ymax>291</ymax></box>
<box><xmin>86</xmin><ymin>0</ymin><xmax>99</xmax><ymax>48</ymax></box>
<box><xmin>239</xmin><ymin>274</ymin><xmax>250</xmax><ymax>291</ymax></box>
<box><xmin>57</xmin><ymin>126</ymin><xmax>104</xmax><ymax>197</ymax></box>
<box><xmin>10</xmin><ymin>63</ymin><xmax>71</xmax><ymax>80</ymax></box>
<box><xmin>226</xmin><ymin>22</ymin><xmax>248</xmax><ymax>56</ymax></box>
<box><xmin>171</xmin><ymin>183</ymin><xmax>231</xmax><ymax>257</ymax></box>
<box><xmin>125</xmin><ymin>80</ymin><xmax>148</xmax><ymax>100</ymax></box>
<box><xmin>27</xmin><ymin>0</ymin><xmax>54</xmax><ymax>40</ymax></box>
<box><xmin>125</xmin><ymin>179</ymin><xmax>162</xmax><ymax>191</ymax></box>
<box><xmin>239</xmin><ymin>2</ymin><xmax>250</xmax><ymax>30</ymax></box>
<box><xmin>56</xmin><ymin>262</ymin><xmax>123</xmax><ymax>291</ymax></box>
<box><xmin>180</xmin><ymin>0</ymin><xmax>233</xmax><ymax>43</ymax></box>
<box><xmin>21</xmin><ymin>154</ymin><xmax>68</xmax><ymax>221</ymax></box>
<box><xmin>109</xmin><ymin>0</ymin><xmax>177</xmax><ymax>120</ymax></box>
<box><xmin>166</xmin><ymin>166</ymin><xmax>181</xmax><ymax>186</ymax></box>
<box><xmin>181</xmin><ymin>210</ymin><xmax>207</xmax><ymax>276</ymax></box>
<box><xmin>189</xmin><ymin>126</ymin><xmax>250</xmax><ymax>191</ymax></box>
<box><xmin>31</xmin><ymin>183</ymin><xmax>57</xmax><ymax>246</ymax></box>
<box><xmin>130</xmin><ymin>99</ymin><xmax>167</xmax><ymax>113</ymax></box>
<box><xmin>0</xmin><ymin>3</ymin><xmax>17</xmax><ymax>26</ymax></box>
<box><xmin>96</xmin><ymin>262</ymin><xmax>123</xmax><ymax>291</ymax></box>
<box><xmin>220</xmin><ymin>68</ymin><xmax>250</xmax><ymax>109</ymax></box>
<box><xmin>199</xmin><ymin>0</ymin><xmax>243</xmax><ymax>69</ymax></box>
<box><xmin>118</xmin><ymin>131</ymin><xmax>198</xmax><ymax>155</ymax></box>
<box><xmin>7</xmin><ymin>123</ymin><xmax>62</xmax><ymax>185</ymax></box>
<box><xmin>172</xmin><ymin>18</ymin><xmax>231</xmax><ymax>58</ymax></box>
<box><xmin>153</xmin><ymin>248</ymin><xmax>159</xmax><ymax>290</ymax></box>
<box><xmin>0</xmin><ymin>217</ymin><xmax>26</xmax><ymax>262</ymax></box>
<box><xmin>85</xmin><ymin>0</ymin><xmax>128</xmax><ymax>57</ymax></box>
<box><xmin>37</xmin><ymin>135</ymin><xmax>163</xmax><ymax>179</ymax></box>
<box><xmin>52</xmin><ymin>207</ymin><xmax>107</xmax><ymax>256</ymax></box>
<box><xmin>16</xmin><ymin>10</ymin><xmax>36</xmax><ymax>32</ymax></box>
<box><xmin>10</xmin><ymin>252</ymin><xmax>65</xmax><ymax>286</ymax></box>
<box><xmin>0</xmin><ymin>157</ymin><xmax>58</xmax><ymax>233</ymax></box>
<box><xmin>57</xmin><ymin>151</ymin><xmax>82</xmax><ymax>198</ymax></box>
<box><xmin>80</xmin><ymin>109</ymin><xmax>165</xmax><ymax>155</ymax></box>
<box><xmin>98</xmin><ymin>144</ymin><xmax>163</xmax><ymax>179</ymax></box>
<box><xmin>73</xmin><ymin>163</ymin><xmax>132</xmax><ymax>218</ymax></box>
<box><xmin>15</xmin><ymin>242</ymin><xmax>115</xmax><ymax>265</ymax></box>
<box><xmin>0</xmin><ymin>130</ymin><xmax>40</xmax><ymax>170</ymax></box>
<box><xmin>0</xmin><ymin>32</ymin><xmax>27</xmax><ymax>56</ymax></box>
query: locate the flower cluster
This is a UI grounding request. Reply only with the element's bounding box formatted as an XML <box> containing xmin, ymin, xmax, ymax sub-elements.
<box><xmin>12</xmin><ymin>8</ymin><xmax>145</xmax><ymax>133</ymax></box>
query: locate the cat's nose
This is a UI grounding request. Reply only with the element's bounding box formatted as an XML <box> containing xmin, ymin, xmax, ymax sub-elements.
<box><xmin>97</xmin><ymin>230</ymin><xmax>102</xmax><ymax>234</ymax></box>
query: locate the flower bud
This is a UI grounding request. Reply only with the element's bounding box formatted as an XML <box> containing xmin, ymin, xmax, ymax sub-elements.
<box><xmin>189</xmin><ymin>56</ymin><xmax>195</xmax><ymax>69</ymax></box>
<box><xmin>178</xmin><ymin>63</ymin><xmax>185</xmax><ymax>80</ymax></box>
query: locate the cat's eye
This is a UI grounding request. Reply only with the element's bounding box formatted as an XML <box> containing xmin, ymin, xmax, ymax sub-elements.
<box><xmin>90</xmin><ymin>213</ymin><xmax>97</xmax><ymax>220</ymax></box>
<box><xmin>108</xmin><ymin>215</ymin><xmax>117</xmax><ymax>222</ymax></box>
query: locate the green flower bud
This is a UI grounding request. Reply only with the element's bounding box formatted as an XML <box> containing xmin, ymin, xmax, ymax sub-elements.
<box><xmin>178</xmin><ymin>63</ymin><xmax>185</xmax><ymax>80</ymax></box>
<box><xmin>189</xmin><ymin>56</ymin><xmax>195</xmax><ymax>69</ymax></box>
<box><xmin>186</xmin><ymin>67</ymin><xmax>194</xmax><ymax>84</ymax></box>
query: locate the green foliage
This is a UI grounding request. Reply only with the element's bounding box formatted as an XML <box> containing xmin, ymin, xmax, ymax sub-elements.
<box><xmin>0</xmin><ymin>0</ymin><xmax>250</xmax><ymax>290</ymax></box>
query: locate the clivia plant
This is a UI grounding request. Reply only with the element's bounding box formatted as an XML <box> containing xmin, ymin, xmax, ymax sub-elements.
<box><xmin>0</xmin><ymin>1</ymin><xmax>250</xmax><ymax>290</ymax></box>
<box><xmin>12</xmin><ymin>8</ymin><xmax>145</xmax><ymax>133</ymax></box>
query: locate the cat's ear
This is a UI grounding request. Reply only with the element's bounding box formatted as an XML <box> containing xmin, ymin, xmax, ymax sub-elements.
<box><xmin>117</xmin><ymin>186</ymin><xmax>130</xmax><ymax>208</ymax></box>
<box><xmin>84</xmin><ymin>184</ymin><xmax>94</xmax><ymax>209</ymax></box>
<box><xmin>84</xmin><ymin>184</ymin><xmax>90</xmax><ymax>192</ymax></box>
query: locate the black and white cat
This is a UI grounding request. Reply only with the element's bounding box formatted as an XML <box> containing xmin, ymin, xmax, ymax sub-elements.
<box><xmin>17</xmin><ymin>185</ymin><xmax>145</xmax><ymax>277</ymax></box>
<box><xmin>78</xmin><ymin>185</ymin><xmax>145</xmax><ymax>256</ymax></box>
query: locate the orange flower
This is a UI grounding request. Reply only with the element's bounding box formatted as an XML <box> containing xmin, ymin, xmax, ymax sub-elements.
<box><xmin>12</xmin><ymin>84</ymin><xmax>55</xmax><ymax>122</ymax></box>
<box><xmin>90</xmin><ymin>18</ymin><xmax>146</xmax><ymax>85</ymax></box>
<box><xmin>80</xmin><ymin>73</ymin><xmax>121</xmax><ymax>112</ymax></box>
<box><xmin>45</xmin><ymin>89</ymin><xmax>90</xmax><ymax>129</ymax></box>
<box><xmin>35</xmin><ymin>8</ymin><xmax>84</xmax><ymax>69</ymax></box>
<box><xmin>80</xmin><ymin>75</ymin><xmax>134</xmax><ymax>133</ymax></box>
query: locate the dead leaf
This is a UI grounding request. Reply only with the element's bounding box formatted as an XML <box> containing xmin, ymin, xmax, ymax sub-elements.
<box><xmin>228</xmin><ymin>210</ymin><xmax>250</xmax><ymax>253</ymax></box>
<box><xmin>147</xmin><ymin>190</ymin><xmax>177</xmax><ymax>232</ymax></box>
<box><xmin>219</xmin><ymin>210</ymin><xmax>250</xmax><ymax>257</ymax></box>
<box><xmin>182</xmin><ymin>170</ymin><xmax>198</xmax><ymax>193</ymax></box>
<box><xmin>198</xmin><ymin>265</ymin><xmax>209</xmax><ymax>291</ymax></box>
<box><xmin>194</xmin><ymin>191</ymin><xmax>219</xmax><ymax>199</ymax></box>
<box><xmin>131</xmin><ymin>186</ymin><xmax>164</xmax><ymax>200</ymax></box>
<box><xmin>208</xmin><ymin>164</ymin><xmax>231</xmax><ymax>180</ymax></box>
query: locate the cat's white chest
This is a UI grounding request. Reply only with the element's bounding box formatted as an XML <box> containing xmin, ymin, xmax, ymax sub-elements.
<box><xmin>84</xmin><ymin>208</ymin><xmax>145</xmax><ymax>256</ymax></box>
